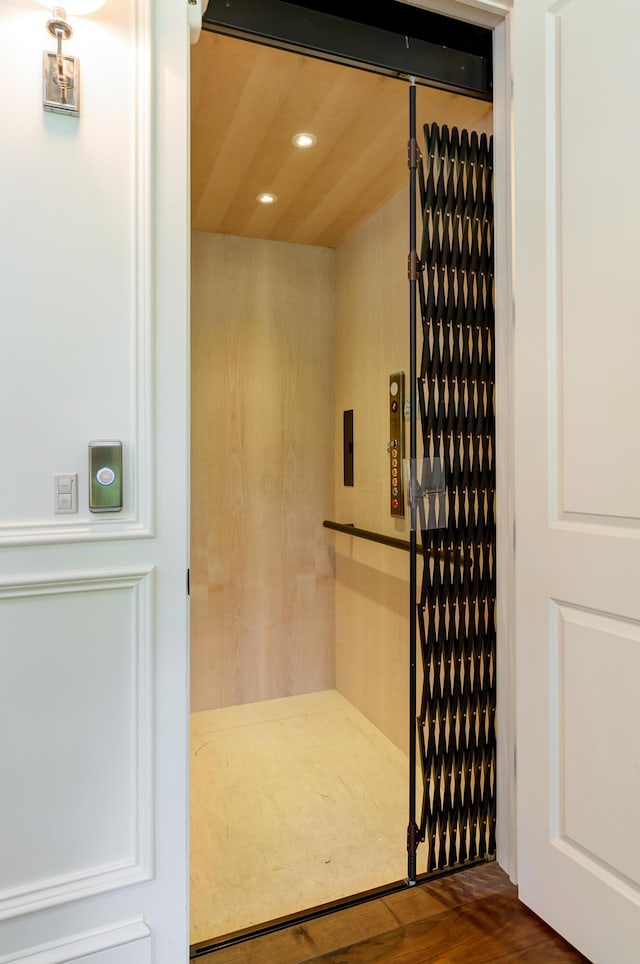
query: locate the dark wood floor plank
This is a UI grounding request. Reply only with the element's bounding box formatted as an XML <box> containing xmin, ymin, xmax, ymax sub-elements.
<box><xmin>490</xmin><ymin>943</ymin><xmax>589</xmax><ymax>963</ymax></box>
<box><xmin>199</xmin><ymin>901</ymin><xmax>401</xmax><ymax>964</ymax></box>
<box><xmin>295</xmin><ymin>896</ymin><xmax>529</xmax><ymax>962</ymax></box>
<box><xmin>196</xmin><ymin>865</ymin><xmax>587</xmax><ymax>964</ymax></box>
<box><xmin>298</xmin><ymin>895</ymin><xmax>587</xmax><ymax>964</ymax></box>
<box><xmin>200</xmin><ymin>869</ymin><xmax>471</xmax><ymax>963</ymax></box>
<box><xmin>379</xmin><ymin>881</ymin><xmax>456</xmax><ymax>927</ymax></box>
<box><xmin>426</xmin><ymin>862</ymin><xmax>517</xmax><ymax>904</ymax></box>
<box><xmin>380</xmin><ymin>863</ymin><xmax>513</xmax><ymax>928</ymax></box>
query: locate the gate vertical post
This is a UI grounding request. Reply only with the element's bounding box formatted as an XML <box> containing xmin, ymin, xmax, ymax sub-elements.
<box><xmin>407</xmin><ymin>77</ymin><xmax>419</xmax><ymax>885</ymax></box>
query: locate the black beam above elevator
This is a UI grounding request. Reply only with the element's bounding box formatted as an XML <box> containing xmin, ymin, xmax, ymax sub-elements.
<box><xmin>203</xmin><ymin>0</ymin><xmax>493</xmax><ymax>101</ymax></box>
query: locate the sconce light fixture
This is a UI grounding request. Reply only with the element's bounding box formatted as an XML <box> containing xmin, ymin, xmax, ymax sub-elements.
<box><xmin>40</xmin><ymin>1</ymin><xmax>107</xmax><ymax>117</ymax></box>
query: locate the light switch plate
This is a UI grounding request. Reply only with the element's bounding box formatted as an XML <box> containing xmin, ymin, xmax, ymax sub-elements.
<box><xmin>54</xmin><ymin>473</ymin><xmax>78</xmax><ymax>514</ymax></box>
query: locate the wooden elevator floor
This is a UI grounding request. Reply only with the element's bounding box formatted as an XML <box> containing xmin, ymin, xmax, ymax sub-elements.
<box><xmin>190</xmin><ymin>690</ymin><xmax>412</xmax><ymax>944</ymax></box>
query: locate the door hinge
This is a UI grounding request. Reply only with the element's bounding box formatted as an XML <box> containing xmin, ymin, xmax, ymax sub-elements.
<box><xmin>408</xmin><ymin>136</ymin><xmax>421</xmax><ymax>170</ymax></box>
<box><xmin>187</xmin><ymin>568</ymin><xmax>190</xmax><ymax>596</ymax></box>
<box><xmin>407</xmin><ymin>250</ymin><xmax>422</xmax><ymax>281</ymax></box>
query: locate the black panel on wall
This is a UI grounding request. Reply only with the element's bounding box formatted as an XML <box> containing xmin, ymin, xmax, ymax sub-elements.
<box><xmin>343</xmin><ymin>409</ymin><xmax>354</xmax><ymax>487</ymax></box>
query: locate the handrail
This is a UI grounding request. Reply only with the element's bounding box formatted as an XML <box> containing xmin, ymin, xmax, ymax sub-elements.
<box><xmin>322</xmin><ymin>520</ymin><xmax>465</xmax><ymax>563</ymax></box>
<box><xmin>323</xmin><ymin>519</ymin><xmax>417</xmax><ymax>554</ymax></box>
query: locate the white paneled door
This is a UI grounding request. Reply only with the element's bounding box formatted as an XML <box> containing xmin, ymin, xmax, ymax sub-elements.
<box><xmin>513</xmin><ymin>0</ymin><xmax>640</xmax><ymax>961</ymax></box>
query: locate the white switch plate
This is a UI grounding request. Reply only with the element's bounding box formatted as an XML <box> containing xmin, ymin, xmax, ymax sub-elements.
<box><xmin>54</xmin><ymin>473</ymin><xmax>78</xmax><ymax>514</ymax></box>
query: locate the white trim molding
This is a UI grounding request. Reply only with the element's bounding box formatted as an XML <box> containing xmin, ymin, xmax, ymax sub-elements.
<box><xmin>0</xmin><ymin>919</ymin><xmax>151</xmax><ymax>964</ymax></box>
<box><xmin>0</xmin><ymin>568</ymin><xmax>155</xmax><ymax>919</ymax></box>
<box><xmin>401</xmin><ymin>0</ymin><xmax>512</xmax><ymax>28</ymax></box>
<box><xmin>0</xmin><ymin>518</ymin><xmax>154</xmax><ymax>549</ymax></box>
<box><xmin>489</xmin><ymin>8</ymin><xmax>517</xmax><ymax>885</ymax></box>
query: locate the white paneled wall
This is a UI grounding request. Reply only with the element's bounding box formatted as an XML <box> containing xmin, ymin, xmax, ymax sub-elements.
<box><xmin>0</xmin><ymin>0</ymin><xmax>151</xmax><ymax>545</ymax></box>
<box><xmin>0</xmin><ymin>0</ymin><xmax>189</xmax><ymax>961</ymax></box>
<box><xmin>0</xmin><ymin>571</ymin><xmax>153</xmax><ymax>919</ymax></box>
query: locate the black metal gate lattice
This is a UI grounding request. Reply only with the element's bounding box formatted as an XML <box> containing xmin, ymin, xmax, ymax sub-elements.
<box><xmin>413</xmin><ymin>122</ymin><xmax>496</xmax><ymax>874</ymax></box>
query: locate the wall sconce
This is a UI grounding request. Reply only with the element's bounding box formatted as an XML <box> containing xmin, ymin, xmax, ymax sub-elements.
<box><xmin>40</xmin><ymin>1</ymin><xmax>107</xmax><ymax>117</ymax></box>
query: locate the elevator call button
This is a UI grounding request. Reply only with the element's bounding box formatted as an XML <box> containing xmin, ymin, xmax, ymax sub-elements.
<box><xmin>96</xmin><ymin>467</ymin><xmax>116</xmax><ymax>486</ymax></box>
<box><xmin>89</xmin><ymin>440</ymin><xmax>123</xmax><ymax>513</ymax></box>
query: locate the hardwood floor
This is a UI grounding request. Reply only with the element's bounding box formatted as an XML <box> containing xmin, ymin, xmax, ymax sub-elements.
<box><xmin>194</xmin><ymin>863</ymin><xmax>589</xmax><ymax>963</ymax></box>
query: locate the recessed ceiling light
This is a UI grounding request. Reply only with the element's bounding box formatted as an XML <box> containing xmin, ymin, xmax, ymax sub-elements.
<box><xmin>292</xmin><ymin>132</ymin><xmax>317</xmax><ymax>149</ymax></box>
<box><xmin>256</xmin><ymin>192</ymin><xmax>278</xmax><ymax>205</ymax></box>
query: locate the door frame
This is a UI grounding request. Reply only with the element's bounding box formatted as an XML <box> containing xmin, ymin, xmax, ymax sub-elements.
<box><xmin>185</xmin><ymin>0</ymin><xmax>516</xmax><ymax>889</ymax></box>
<box><xmin>486</xmin><ymin>1</ymin><xmax>516</xmax><ymax>882</ymax></box>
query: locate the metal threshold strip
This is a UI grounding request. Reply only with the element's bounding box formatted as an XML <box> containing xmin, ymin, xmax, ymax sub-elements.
<box><xmin>189</xmin><ymin>858</ymin><xmax>493</xmax><ymax>958</ymax></box>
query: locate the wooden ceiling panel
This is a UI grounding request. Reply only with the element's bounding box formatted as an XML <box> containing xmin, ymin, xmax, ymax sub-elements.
<box><xmin>191</xmin><ymin>32</ymin><xmax>493</xmax><ymax>248</ymax></box>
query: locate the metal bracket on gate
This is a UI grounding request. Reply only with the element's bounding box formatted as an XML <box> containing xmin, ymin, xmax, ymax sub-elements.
<box><xmin>403</xmin><ymin>457</ymin><xmax>446</xmax><ymax>528</ymax></box>
<box><xmin>408</xmin><ymin>136</ymin><xmax>422</xmax><ymax>170</ymax></box>
<box><xmin>408</xmin><ymin>251</ymin><xmax>423</xmax><ymax>281</ymax></box>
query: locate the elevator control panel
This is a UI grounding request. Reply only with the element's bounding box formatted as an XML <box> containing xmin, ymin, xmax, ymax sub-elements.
<box><xmin>388</xmin><ymin>372</ymin><xmax>405</xmax><ymax>517</ymax></box>
<box><xmin>89</xmin><ymin>440</ymin><xmax>123</xmax><ymax>512</ymax></box>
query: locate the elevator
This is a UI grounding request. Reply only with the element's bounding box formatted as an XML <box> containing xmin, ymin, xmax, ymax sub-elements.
<box><xmin>189</xmin><ymin>2</ymin><xmax>495</xmax><ymax>952</ymax></box>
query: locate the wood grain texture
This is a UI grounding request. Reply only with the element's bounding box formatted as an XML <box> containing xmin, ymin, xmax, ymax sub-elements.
<box><xmin>191</xmin><ymin>33</ymin><xmax>493</xmax><ymax>247</ymax></box>
<box><xmin>333</xmin><ymin>188</ymin><xmax>413</xmax><ymax>754</ymax></box>
<box><xmin>190</xmin><ymin>691</ymin><xmax>414</xmax><ymax>943</ymax></box>
<box><xmin>190</xmin><ymin>232</ymin><xmax>336</xmax><ymax>711</ymax></box>
<box><xmin>301</xmin><ymin>895</ymin><xmax>588</xmax><ymax>962</ymax></box>
<box><xmin>198</xmin><ymin>863</ymin><xmax>588</xmax><ymax>964</ymax></box>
